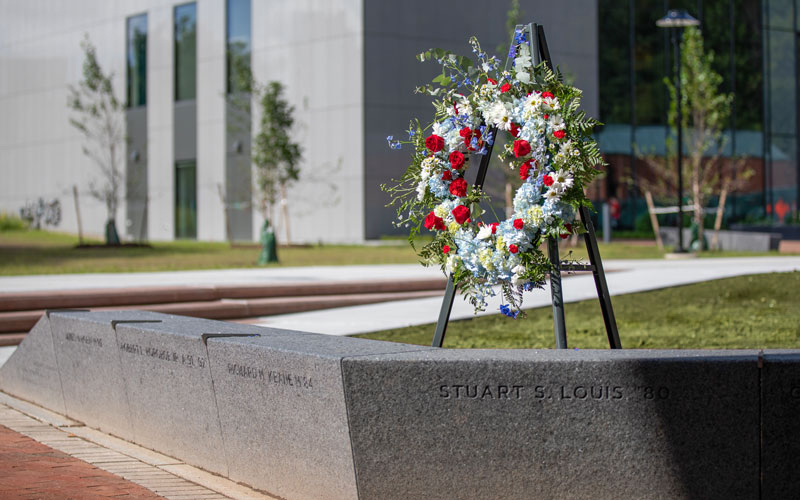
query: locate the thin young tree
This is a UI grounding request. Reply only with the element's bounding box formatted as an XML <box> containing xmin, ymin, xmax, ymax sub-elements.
<box><xmin>667</xmin><ymin>26</ymin><xmax>733</xmax><ymax>250</ymax></box>
<box><xmin>635</xmin><ymin>26</ymin><xmax>750</xmax><ymax>251</ymax></box>
<box><xmin>67</xmin><ymin>35</ymin><xmax>125</xmax><ymax>245</ymax></box>
<box><xmin>252</xmin><ymin>81</ymin><xmax>302</xmax><ymax>246</ymax></box>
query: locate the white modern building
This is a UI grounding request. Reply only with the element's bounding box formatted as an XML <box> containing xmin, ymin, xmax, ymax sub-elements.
<box><xmin>0</xmin><ymin>0</ymin><xmax>598</xmax><ymax>243</ymax></box>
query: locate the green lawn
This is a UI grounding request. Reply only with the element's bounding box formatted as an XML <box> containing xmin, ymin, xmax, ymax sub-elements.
<box><xmin>0</xmin><ymin>229</ymin><xmax>793</xmax><ymax>275</ymax></box>
<box><xmin>356</xmin><ymin>272</ymin><xmax>800</xmax><ymax>350</ymax></box>
<box><xmin>0</xmin><ymin>230</ymin><xmax>421</xmax><ymax>275</ymax></box>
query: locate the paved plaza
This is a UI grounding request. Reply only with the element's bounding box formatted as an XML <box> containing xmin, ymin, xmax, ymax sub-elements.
<box><xmin>1</xmin><ymin>255</ymin><xmax>800</xmax><ymax>498</ymax></box>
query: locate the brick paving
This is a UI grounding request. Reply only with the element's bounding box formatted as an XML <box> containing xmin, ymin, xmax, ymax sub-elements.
<box><xmin>0</xmin><ymin>424</ymin><xmax>165</xmax><ymax>499</ymax></box>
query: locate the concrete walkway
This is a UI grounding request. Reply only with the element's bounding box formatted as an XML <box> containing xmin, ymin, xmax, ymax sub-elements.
<box><xmin>1</xmin><ymin>257</ymin><xmax>800</xmax><ymax>337</ymax></box>
<box><xmin>0</xmin><ymin>392</ymin><xmax>277</xmax><ymax>500</ymax></box>
<box><xmin>248</xmin><ymin>256</ymin><xmax>800</xmax><ymax>335</ymax></box>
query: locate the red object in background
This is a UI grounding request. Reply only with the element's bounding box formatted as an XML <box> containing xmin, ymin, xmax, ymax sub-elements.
<box><xmin>609</xmin><ymin>197</ymin><xmax>621</xmax><ymax>220</ymax></box>
<box><xmin>775</xmin><ymin>198</ymin><xmax>790</xmax><ymax>221</ymax></box>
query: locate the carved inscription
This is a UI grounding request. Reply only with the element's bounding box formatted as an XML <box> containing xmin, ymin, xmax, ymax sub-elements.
<box><xmin>226</xmin><ymin>363</ymin><xmax>313</xmax><ymax>390</ymax></box>
<box><xmin>438</xmin><ymin>383</ymin><xmax>671</xmax><ymax>401</ymax></box>
<box><xmin>119</xmin><ymin>342</ymin><xmax>205</xmax><ymax>369</ymax></box>
<box><xmin>65</xmin><ymin>332</ymin><xmax>102</xmax><ymax>348</ymax></box>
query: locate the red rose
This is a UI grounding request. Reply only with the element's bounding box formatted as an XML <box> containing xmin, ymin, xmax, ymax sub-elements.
<box><xmin>487</xmin><ymin>77</ymin><xmax>498</xmax><ymax>85</ymax></box>
<box><xmin>500</xmin><ymin>83</ymin><xmax>511</xmax><ymax>93</ymax></box>
<box><xmin>565</xmin><ymin>223</ymin><xmax>572</xmax><ymax>232</ymax></box>
<box><xmin>544</xmin><ymin>114</ymin><xmax>549</xmax><ymax>120</ymax></box>
<box><xmin>513</xmin><ymin>218</ymin><xmax>524</xmax><ymax>230</ymax></box>
<box><xmin>553</xmin><ymin>130</ymin><xmax>566</xmax><ymax>140</ymax></box>
<box><xmin>424</xmin><ymin>211</ymin><xmax>446</xmax><ymax>231</ymax></box>
<box><xmin>449</xmin><ymin>178</ymin><xmax>468</xmax><ymax>197</ymax></box>
<box><xmin>441</xmin><ymin>170</ymin><xmax>452</xmax><ymax>181</ymax></box>
<box><xmin>509</xmin><ymin>123</ymin><xmax>520</xmax><ymax>137</ymax></box>
<box><xmin>543</xmin><ymin>174</ymin><xmax>554</xmax><ymax>187</ymax></box>
<box><xmin>513</xmin><ymin>139</ymin><xmax>531</xmax><ymax>158</ymax></box>
<box><xmin>462</xmin><ymin>128</ymin><xmax>483</xmax><ymax>151</ymax></box>
<box><xmin>490</xmin><ymin>222</ymin><xmax>499</xmax><ymax>234</ymax></box>
<box><xmin>519</xmin><ymin>160</ymin><xmax>532</xmax><ymax>181</ymax></box>
<box><xmin>452</xmin><ymin>205</ymin><xmax>470</xmax><ymax>224</ymax></box>
<box><xmin>449</xmin><ymin>151</ymin><xmax>465</xmax><ymax>170</ymax></box>
<box><xmin>425</xmin><ymin>134</ymin><xmax>445</xmax><ymax>152</ymax></box>
<box><xmin>560</xmin><ymin>233</ymin><xmax>569</xmax><ymax>239</ymax></box>
<box><xmin>509</xmin><ymin>244</ymin><xmax>519</xmax><ymax>254</ymax></box>
<box><xmin>443</xmin><ymin>245</ymin><xmax>450</xmax><ymax>253</ymax></box>
<box><xmin>542</xmin><ymin>91</ymin><xmax>554</xmax><ymax>98</ymax></box>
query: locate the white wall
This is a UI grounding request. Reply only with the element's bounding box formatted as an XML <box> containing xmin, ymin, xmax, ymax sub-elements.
<box><xmin>0</xmin><ymin>1</ymin><xmax>127</xmax><ymax>238</ymax></box>
<box><xmin>146</xmin><ymin>1</ymin><xmax>176</xmax><ymax>241</ymax></box>
<box><xmin>250</xmin><ymin>0</ymin><xmax>365</xmax><ymax>244</ymax></box>
<box><xmin>0</xmin><ymin>0</ymin><xmax>365</xmax><ymax>243</ymax></box>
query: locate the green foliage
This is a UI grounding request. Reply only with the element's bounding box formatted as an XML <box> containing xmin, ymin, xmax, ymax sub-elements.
<box><xmin>666</xmin><ymin>27</ymin><xmax>733</xmax><ymax>152</ymax></box>
<box><xmin>252</xmin><ymin>81</ymin><xmax>302</xmax><ymax>216</ymax></box>
<box><xmin>0</xmin><ymin>213</ymin><xmax>28</xmax><ymax>231</ymax></box>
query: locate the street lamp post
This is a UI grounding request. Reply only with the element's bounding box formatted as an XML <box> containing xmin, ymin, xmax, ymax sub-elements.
<box><xmin>657</xmin><ymin>9</ymin><xmax>700</xmax><ymax>253</ymax></box>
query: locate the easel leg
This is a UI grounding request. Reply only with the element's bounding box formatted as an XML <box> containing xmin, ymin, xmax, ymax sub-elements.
<box><xmin>548</xmin><ymin>237</ymin><xmax>568</xmax><ymax>349</ymax></box>
<box><xmin>432</xmin><ymin>275</ymin><xmax>457</xmax><ymax>347</ymax></box>
<box><xmin>579</xmin><ymin>206</ymin><xmax>622</xmax><ymax>349</ymax></box>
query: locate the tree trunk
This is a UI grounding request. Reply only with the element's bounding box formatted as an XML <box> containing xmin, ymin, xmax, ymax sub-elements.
<box><xmin>72</xmin><ymin>185</ymin><xmax>84</xmax><ymax>245</ymax></box>
<box><xmin>644</xmin><ymin>190</ymin><xmax>664</xmax><ymax>251</ymax></box>
<box><xmin>692</xmin><ymin>157</ymin><xmax>704</xmax><ymax>251</ymax></box>
<box><xmin>280</xmin><ymin>182</ymin><xmax>291</xmax><ymax>246</ymax></box>
<box><xmin>711</xmin><ymin>187</ymin><xmax>728</xmax><ymax>251</ymax></box>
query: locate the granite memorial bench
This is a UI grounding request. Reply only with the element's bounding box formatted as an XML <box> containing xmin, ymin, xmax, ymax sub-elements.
<box><xmin>0</xmin><ymin>310</ymin><xmax>796</xmax><ymax>499</ymax></box>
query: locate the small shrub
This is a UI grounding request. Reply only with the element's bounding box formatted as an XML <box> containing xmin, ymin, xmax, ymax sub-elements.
<box><xmin>0</xmin><ymin>212</ymin><xmax>29</xmax><ymax>231</ymax></box>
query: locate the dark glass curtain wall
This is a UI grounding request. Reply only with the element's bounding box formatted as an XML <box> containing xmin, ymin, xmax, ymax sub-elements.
<box><xmin>597</xmin><ymin>0</ymin><xmax>788</xmax><ymax>226</ymax></box>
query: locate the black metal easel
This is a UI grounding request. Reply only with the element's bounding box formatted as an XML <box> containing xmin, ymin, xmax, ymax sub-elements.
<box><xmin>432</xmin><ymin>23</ymin><xmax>621</xmax><ymax>350</ymax></box>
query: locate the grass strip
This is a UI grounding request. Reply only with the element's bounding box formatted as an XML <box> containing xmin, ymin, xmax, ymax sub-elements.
<box><xmin>356</xmin><ymin>272</ymin><xmax>800</xmax><ymax>350</ymax></box>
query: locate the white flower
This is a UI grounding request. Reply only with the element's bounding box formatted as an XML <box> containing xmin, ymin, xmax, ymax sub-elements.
<box><xmin>476</xmin><ymin>225</ymin><xmax>494</xmax><ymax>240</ymax></box>
<box><xmin>511</xmin><ymin>264</ymin><xmax>526</xmax><ymax>286</ymax></box>
<box><xmin>485</xmin><ymin>101</ymin><xmax>514</xmax><ymax>131</ymax></box>
<box><xmin>551</xmin><ymin>168</ymin><xmax>574</xmax><ymax>193</ymax></box>
<box><xmin>548</xmin><ymin>115</ymin><xmax>565</xmax><ymax>130</ymax></box>
<box><xmin>515</xmin><ymin>44</ymin><xmax>532</xmax><ymax>70</ymax></box>
<box><xmin>545</xmin><ymin>189</ymin><xmax>561</xmax><ymax>201</ymax></box>
<box><xmin>516</xmin><ymin>71</ymin><xmax>531</xmax><ymax>84</ymax></box>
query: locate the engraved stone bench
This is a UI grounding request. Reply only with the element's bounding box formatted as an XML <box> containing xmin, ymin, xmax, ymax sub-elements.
<box><xmin>0</xmin><ymin>310</ymin><xmax>797</xmax><ymax>499</ymax></box>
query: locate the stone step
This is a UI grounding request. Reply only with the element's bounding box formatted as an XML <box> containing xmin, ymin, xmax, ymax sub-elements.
<box><xmin>0</xmin><ymin>289</ymin><xmax>444</xmax><ymax>337</ymax></box>
<box><xmin>0</xmin><ymin>278</ymin><xmax>447</xmax><ymax>312</ymax></box>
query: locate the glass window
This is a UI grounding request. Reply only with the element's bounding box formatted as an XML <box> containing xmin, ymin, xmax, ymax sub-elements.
<box><xmin>126</xmin><ymin>14</ymin><xmax>147</xmax><ymax>107</ymax></box>
<box><xmin>175</xmin><ymin>160</ymin><xmax>197</xmax><ymax>239</ymax></box>
<box><xmin>175</xmin><ymin>2</ymin><xmax>197</xmax><ymax>101</ymax></box>
<box><xmin>227</xmin><ymin>0</ymin><xmax>251</xmax><ymax>93</ymax></box>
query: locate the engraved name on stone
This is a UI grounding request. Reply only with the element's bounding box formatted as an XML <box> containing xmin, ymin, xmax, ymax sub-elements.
<box><xmin>65</xmin><ymin>332</ymin><xmax>102</xmax><ymax>348</ymax></box>
<box><xmin>438</xmin><ymin>384</ymin><xmax>671</xmax><ymax>401</ymax></box>
<box><xmin>118</xmin><ymin>342</ymin><xmax>206</xmax><ymax>368</ymax></box>
<box><xmin>226</xmin><ymin>363</ymin><xmax>313</xmax><ymax>390</ymax></box>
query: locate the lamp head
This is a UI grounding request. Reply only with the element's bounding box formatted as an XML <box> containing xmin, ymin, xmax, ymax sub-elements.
<box><xmin>656</xmin><ymin>9</ymin><xmax>700</xmax><ymax>28</ymax></box>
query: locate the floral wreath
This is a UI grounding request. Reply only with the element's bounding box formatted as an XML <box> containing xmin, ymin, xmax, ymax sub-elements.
<box><xmin>384</xmin><ymin>32</ymin><xmax>604</xmax><ymax>318</ymax></box>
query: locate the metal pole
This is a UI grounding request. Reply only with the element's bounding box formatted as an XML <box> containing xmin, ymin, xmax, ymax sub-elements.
<box><xmin>675</xmin><ymin>28</ymin><xmax>686</xmax><ymax>252</ymax></box>
<box><xmin>547</xmin><ymin>237</ymin><xmax>567</xmax><ymax>349</ymax></box>
<box><xmin>432</xmin><ymin>276</ymin><xmax>456</xmax><ymax>347</ymax></box>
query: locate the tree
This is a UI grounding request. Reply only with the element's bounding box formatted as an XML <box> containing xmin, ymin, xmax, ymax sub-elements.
<box><xmin>636</xmin><ymin>27</ymin><xmax>750</xmax><ymax>251</ymax></box>
<box><xmin>252</xmin><ymin>81</ymin><xmax>302</xmax><ymax>245</ymax></box>
<box><xmin>668</xmin><ymin>26</ymin><xmax>733</xmax><ymax>250</ymax></box>
<box><xmin>67</xmin><ymin>35</ymin><xmax>125</xmax><ymax>245</ymax></box>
